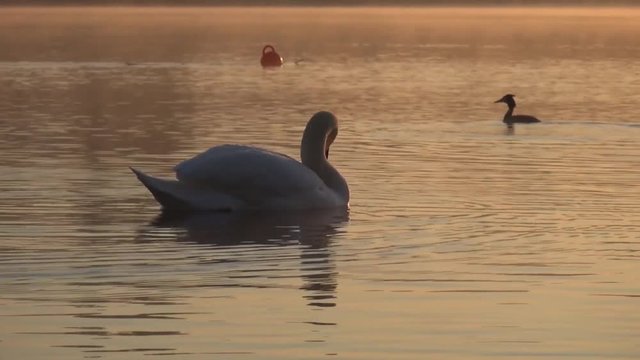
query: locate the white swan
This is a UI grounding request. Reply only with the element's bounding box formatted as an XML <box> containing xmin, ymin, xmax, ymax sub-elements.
<box><xmin>131</xmin><ymin>111</ymin><xmax>349</xmax><ymax>212</ymax></box>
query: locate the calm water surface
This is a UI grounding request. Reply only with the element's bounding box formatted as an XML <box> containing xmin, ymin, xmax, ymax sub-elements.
<box><xmin>1</xmin><ymin>6</ymin><xmax>640</xmax><ymax>359</ymax></box>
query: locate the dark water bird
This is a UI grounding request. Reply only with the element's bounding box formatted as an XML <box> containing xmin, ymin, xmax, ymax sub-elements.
<box><xmin>494</xmin><ymin>94</ymin><xmax>541</xmax><ymax>127</ymax></box>
<box><xmin>260</xmin><ymin>45</ymin><xmax>284</xmax><ymax>67</ymax></box>
<box><xmin>131</xmin><ymin>111</ymin><xmax>349</xmax><ymax>212</ymax></box>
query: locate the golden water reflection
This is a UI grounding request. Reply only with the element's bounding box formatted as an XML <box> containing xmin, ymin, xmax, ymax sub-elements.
<box><xmin>1</xmin><ymin>6</ymin><xmax>639</xmax><ymax>360</ymax></box>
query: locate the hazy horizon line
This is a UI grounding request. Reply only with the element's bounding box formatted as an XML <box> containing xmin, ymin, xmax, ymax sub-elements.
<box><xmin>2</xmin><ymin>0</ymin><xmax>639</xmax><ymax>6</ymax></box>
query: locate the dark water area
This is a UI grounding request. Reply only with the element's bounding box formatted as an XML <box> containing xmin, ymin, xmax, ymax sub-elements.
<box><xmin>1</xmin><ymin>6</ymin><xmax>639</xmax><ymax>359</ymax></box>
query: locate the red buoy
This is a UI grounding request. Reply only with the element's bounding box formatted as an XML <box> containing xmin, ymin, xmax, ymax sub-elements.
<box><xmin>260</xmin><ymin>45</ymin><xmax>284</xmax><ymax>67</ymax></box>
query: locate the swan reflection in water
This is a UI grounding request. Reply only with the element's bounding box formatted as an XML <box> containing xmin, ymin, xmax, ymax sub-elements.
<box><xmin>145</xmin><ymin>208</ymin><xmax>349</xmax><ymax>307</ymax></box>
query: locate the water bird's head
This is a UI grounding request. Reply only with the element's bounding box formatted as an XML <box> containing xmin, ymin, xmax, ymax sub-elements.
<box><xmin>495</xmin><ymin>94</ymin><xmax>516</xmax><ymax>108</ymax></box>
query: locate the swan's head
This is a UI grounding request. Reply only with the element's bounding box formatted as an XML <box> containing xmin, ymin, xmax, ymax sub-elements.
<box><xmin>325</xmin><ymin>124</ymin><xmax>338</xmax><ymax>159</ymax></box>
<box><xmin>301</xmin><ymin>111</ymin><xmax>338</xmax><ymax>161</ymax></box>
<box><xmin>495</xmin><ymin>94</ymin><xmax>516</xmax><ymax>108</ymax></box>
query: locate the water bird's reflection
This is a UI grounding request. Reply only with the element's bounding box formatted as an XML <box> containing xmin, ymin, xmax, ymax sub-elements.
<box><xmin>151</xmin><ymin>209</ymin><xmax>348</xmax><ymax>246</ymax></box>
<box><xmin>147</xmin><ymin>209</ymin><xmax>349</xmax><ymax>308</ymax></box>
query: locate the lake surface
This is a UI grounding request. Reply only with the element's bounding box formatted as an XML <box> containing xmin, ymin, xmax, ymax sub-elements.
<box><xmin>1</xmin><ymin>6</ymin><xmax>640</xmax><ymax>359</ymax></box>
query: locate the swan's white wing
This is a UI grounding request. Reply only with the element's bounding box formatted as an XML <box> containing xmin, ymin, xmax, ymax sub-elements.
<box><xmin>174</xmin><ymin>145</ymin><xmax>327</xmax><ymax>206</ymax></box>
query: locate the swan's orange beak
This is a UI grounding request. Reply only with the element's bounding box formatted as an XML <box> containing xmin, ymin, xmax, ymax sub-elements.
<box><xmin>325</xmin><ymin>128</ymin><xmax>337</xmax><ymax>159</ymax></box>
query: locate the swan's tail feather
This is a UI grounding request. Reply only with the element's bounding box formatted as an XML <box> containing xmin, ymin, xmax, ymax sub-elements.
<box><xmin>130</xmin><ymin>167</ymin><xmax>240</xmax><ymax>212</ymax></box>
<box><xmin>130</xmin><ymin>167</ymin><xmax>194</xmax><ymax>211</ymax></box>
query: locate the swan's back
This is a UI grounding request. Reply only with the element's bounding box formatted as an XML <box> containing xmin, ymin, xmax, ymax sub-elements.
<box><xmin>175</xmin><ymin>145</ymin><xmax>330</xmax><ymax>206</ymax></box>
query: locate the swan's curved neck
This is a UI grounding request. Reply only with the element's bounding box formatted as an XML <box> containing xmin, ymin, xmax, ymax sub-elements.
<box><xmin>301</xmin><ymin>129</ymin><xmax>349</xmax><ymax>202</ymax></box>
